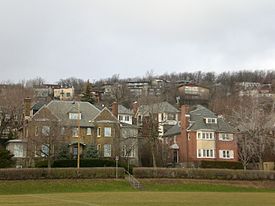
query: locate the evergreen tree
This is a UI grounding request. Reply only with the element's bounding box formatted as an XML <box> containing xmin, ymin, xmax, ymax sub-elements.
<box><xmin>81</xmin><ymin>80</ymin><xmax>96</xmax><ymax>104</ymax></box>
<box><xmin>0</xmin><ymin>148</ymin><xmax>15</xmax><ymax>168</ymax></box>
<box><xmin>83</xmin><ymin>144</ymin><xmax>98</xmax><ymax>159</ymax></box>
<box><xmin>56</xmin><ymin>144</ymin><xmax>70</xmax><ymax>160</ymax></box>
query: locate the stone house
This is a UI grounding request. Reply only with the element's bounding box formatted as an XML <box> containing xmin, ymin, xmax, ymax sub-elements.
<box><xmin>17</xmin><ymin>100</ymin><xmax>121</xmax><ymax>166</ymax></box>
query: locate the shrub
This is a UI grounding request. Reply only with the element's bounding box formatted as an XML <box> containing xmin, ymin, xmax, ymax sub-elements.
<box><xmin>199</xmin><ymin>160</ymin><xmax>243</xmax><ymax>169</ymax></box>
<box><xmin>133</xmin><ymin>168</ymin><xmax>275</xmax><ymax>180</ymax></box>
<box><xmin>0</xmin><ymin>148</ymin><xmax>15</xmax><ymax>168</ymax></box>
<box><xmin>0</xmin><ymin>168</ymin><xmax>124</xmax><ymax>180</ymax></box>
<box><xmin>36</xmin><ymin>159</ymin><xmax>134</xmax><ymax>173</ymax></box>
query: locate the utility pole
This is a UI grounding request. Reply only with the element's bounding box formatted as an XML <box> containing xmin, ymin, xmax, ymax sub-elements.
<box><xmin>77</xmin><ymin>102</ymin><xmax>81</xmax><ymax>170</ymax></box>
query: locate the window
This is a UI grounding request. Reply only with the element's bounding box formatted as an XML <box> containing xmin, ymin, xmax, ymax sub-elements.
<box><xmin>103</xmin><ymin>144</ymin><xmax>111</xmax><ymax>157</ymax></box>
<box><xmin>73</xmin><ymin>145</ymin><xmax>78</xmax><ymax>159</ymax></box>
<box><xmin>197</xmin><ymin>149</ymin><xmax>215</xmax><ymax>158</ymax></box>
<box><xmin>87</xmin><ymin>128</ymin><xmax>92</xmax><ymax>135</ymax></box>
<box><xmin>66</xmin><ymin>92</ymin><xmax>71</xmax><ymax>97</ymax></box>
<box><xmin>35</xmin><ymin>126</ymin><xmax>39</xmax><ymax>136</ymax></box>
<box><xmin>125</xmin><ymin>116</ymin><xmax>130</xmax><ymax>121</ymax></box>
<box><xmin>197</xmin><ymin>131</ymin><xmax>215</xmax><ymax>140</ymax></box>
<box><xmin>41</xmin><ymin>144</ymin><xmax>49</xmax><ymax>157</ymax></box>
<box><xmin>42</xmin><ymin>126</ymin><xmax>50</xmax><ymax>136</ymax></box>
<box><xmin>104</xmin><ymin>127</ymin><xmax>112</xmax><ymax>137</ymax></box>
<box><xmin>97</xmin><ymin>127</ymin><xmax>101</xmax><ymax>137</ymax></box>
<box><xmin>206</xmin><ymin>118</ymin><xmax>217</xmax><ymax>124</ymax></box>
<box><xmin>219</xmin><ymin>133</ymin><xmax>233</xmax><ymax>141</ymax></box>
<box><xmin>14</xmin><ymin>144</ymin><xmax>24</xmax><ymax>157</ymax></box>
<box><xmin>69</xmin><ymin>113</ymin><xmax>81</xmax><ymax>120</ymax></box>
<box><xmin>119</xmin><ymin>115</ymin><xmax>123</xmax><ymax>121</ymax></box>
<box><xmin>168</xmin><ymin>113</ymin><xmax>176</xmax><ymax>120</ymax></box>
<box><xmin>72</xmin><ymin>127</ymin><xmax>79</xmax><ymax>137</ymax></box>
<box><xmin>219</xmin><ymin>150</ymin><xmax>234</xmax><ymax>159</ymax></box>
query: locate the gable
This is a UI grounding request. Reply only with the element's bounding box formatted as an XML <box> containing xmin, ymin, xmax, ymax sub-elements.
<box><xmin>32</xmin><ymin>106</ymin><xmax>59</xmax><ymax>122</ymax></box>
<box><xmin>94</xmin><ymin>108</ymin><xmax>118</xmax><ymax>122</ymax></box>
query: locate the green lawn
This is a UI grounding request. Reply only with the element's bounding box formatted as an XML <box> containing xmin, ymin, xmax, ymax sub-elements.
<box><xmin>1</xmin><ymin>192</ymin><xmax>275</xmax><ymax>206</ymax></box>
<box><xmin>1</xmin><ymin>179</ymin><xmax>275</xmax><ymax>206</ymax></box>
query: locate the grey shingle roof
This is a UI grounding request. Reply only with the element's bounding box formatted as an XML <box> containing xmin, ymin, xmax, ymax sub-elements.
<box><xmin>187</xmin><ymin>105</ymin><xmax>235</xmax><ymax>133</ymax></box>
<box><xmin>138</xmin><ymin>102</ymin><xmax>179</xmax><ymax>116</ymax></box>
<box><xmin>118</xmin><ymin>105</ymin><xmax>133</xmax><ymax>115</ymax></box>
<box><xmin>163</xmin><ymin>123</ymin><xmax>181</xmax><ymax>137</ymax></box>
<box><xmin>46</xmin><ymin>100</ymin><xmax>101</xmax><ymax>127</ymax></box>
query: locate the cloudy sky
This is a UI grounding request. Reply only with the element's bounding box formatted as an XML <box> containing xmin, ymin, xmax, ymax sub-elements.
<box><xmin>1</xmin><ymin>0</ymin><xmax>275</xmax><ymax>83</ymax></box>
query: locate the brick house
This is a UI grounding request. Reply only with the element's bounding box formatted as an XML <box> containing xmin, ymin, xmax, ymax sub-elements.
<box><xmin>164</xmin><ymin>105</ymin><xmax>238</xmax><ymax>167</ymax></box>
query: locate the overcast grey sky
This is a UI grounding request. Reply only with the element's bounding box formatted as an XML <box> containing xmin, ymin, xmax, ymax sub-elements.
<box><xmin>0</xmin><ymin>0</ymin><xmax>275</xmax><ymax>83</ymax></box>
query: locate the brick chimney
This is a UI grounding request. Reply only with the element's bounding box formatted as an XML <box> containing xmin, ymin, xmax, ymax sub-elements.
<box><xmin>180</xmin><ymin>104</ymin><xmax>189</xmax><ymax>165</ymax></box>
<box><xmin>111</xmin><ymin>102</ymin><xmax>118</xmax><ymax>118</ymax></box>
<box><xmin>180</xmin><ymin>105</ymin><xmax>189</xmax><ymax>130</ymax></box>
<box><xmin>24</xmin><ymin>97</ymin><xmax>32</xmax><ymax>119</ymax></box>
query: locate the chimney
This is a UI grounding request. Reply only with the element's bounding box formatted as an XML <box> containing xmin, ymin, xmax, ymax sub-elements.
<box><xmin>180</xmin><ymin>105</ymin><xmax>189</xmax><ymax>130</ymax></box>
<box><xmin>24</xmin><ymin>97</ymin><xmax>32</xmax><ymax>119</ymax></box>
<box><xmin>132</xmin><ymin>101</ymin><xmax>138</xmax><ymax>115</ymax></box>
<box><xmin>112</xmin><ymin>102</ymin><xmax>118</xmax><ymax>118</ymax></box>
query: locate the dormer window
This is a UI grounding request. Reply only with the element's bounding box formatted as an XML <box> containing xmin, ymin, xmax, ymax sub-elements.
<box><xmin>206</xmin><ymin>118</ymin><xmax>217</xmax><ymax>124</ymax></box>
<box><xmin>69</xmin><ymin>113</ymin><xmax>81</xmax><ymax>120</ymax></box>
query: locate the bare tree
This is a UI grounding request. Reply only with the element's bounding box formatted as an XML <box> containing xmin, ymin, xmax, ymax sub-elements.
<box><xmin>231</xmin><ymin>97</ymin><xmax>275</xmax><ymax>170</ymax></box>
<box><xmin>0</xmin><ymin>84</ymin><xmax>33</xmax><ymax>143</ymax></box>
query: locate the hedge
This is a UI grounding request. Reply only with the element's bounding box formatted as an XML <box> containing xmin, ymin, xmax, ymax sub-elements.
<box><xmin>0</xmin><ymin>167</ymin><xmax>124</xmax><ymax>180</ymax></box>
<box><xmin>36</xmin><ymin>159</ymin><xmax>133</xmax><ymax>173</ymax></box>
<box><xmin>200</xmin><ymin>160</ymin><xmax>243</xmax><ymax>169</ymax></box>
<box><xmin>133</xmin><ymin>168</ymin><xmax>275</xmax><ymax>180</ymax></box>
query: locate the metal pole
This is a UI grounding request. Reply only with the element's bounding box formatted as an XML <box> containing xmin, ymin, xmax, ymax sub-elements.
<box><xmin>77</xmin><ymin>102</ymin><xmax>80</xmax><ymax>170</ymax></box>
<box><xmin>115</xmin><ymin>156</ymin><xmax>119</xmax><ymax>179</ymax></box>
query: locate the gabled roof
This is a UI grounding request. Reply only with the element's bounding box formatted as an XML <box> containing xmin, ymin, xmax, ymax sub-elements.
<box><xmin>163</xmin><ymin>123</ymin><xmax>181</xmax><ymax>137</ymax></box>
<box><xmin>187</xmin><ymin>105</ymin><xmax>235</xmax><ymax>133</ymax></box>
<box><xmin>118</xmin><ymin>105</ymin><xmax>133</xmax><ymax>115</ymax></box>
<box><xmin>138</xmin><ymin>102</ymin><xmax>179</xmax><ymax>116</ymax></box>
<box><xmin>46</xmin><ymin>100</ymin><xmax>101</xmax><ymax>127</ymax></box>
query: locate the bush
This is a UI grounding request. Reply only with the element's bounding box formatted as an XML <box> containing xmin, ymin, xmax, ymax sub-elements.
<box><xmin>0</xmin><ymin>167</ymin><xmax>125</xmax><ymax>180</ymax></box>
<box><xmin>133</xmin><ymin>168</ymin><xmax>275</xmax><ymax>180</ymax></box>
<box><xmin>0</xmin><ymin>148</ymin><xmax>15</xmax><ymax>168</ymax></box>
<box><xmin>200</xmin><ymin>160</ymin><xmax>243</xmax><ymax>169</ymax></box>
<box><xmin>36</xmin><ymin>159</ymin><xmax>134</xmax><ymax>173</ymax></box>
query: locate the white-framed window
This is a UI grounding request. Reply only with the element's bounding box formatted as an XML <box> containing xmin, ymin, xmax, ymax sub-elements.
<box><xmin>104</xmin><ymin>127</ymin><xmax>112</xmax><ymax>137</ymax></box>
<box><xmin>197</xmin><ymin>131</ymin><xmax>215</xmax><ymax>140</ymax></box>
<box><xmin>119</xmin><ymin>115</ymin><xmax>123</xmax><ymax>121</ymax></box>
<box><xmin>125</xmin><ymin>115</ymin><xmax>130</xmax><ymax>121</ymax></box>
<box><xmin>13</xmin><ymin>144</ymin><xmax>24</xmax><ymax>157</ymax></box>
<box><xmin>97</xmin><ymin>127</ymin><xmax>101</xmax><ymax>137</ymax></box>
<box><xmin>219</xmin><ymin>133</ymin><xmax>233</xmax><ymax>141</ymax></box>
<box><xmin>87</xmin><ymin>128</ymin><xmax>92</xmax><ymax>135</ymax></box>
<box><xmin>219</xmin><ymin>150</ymin><xmax>234</xmax><ymax>159</ymax></box>
<box><xmin>206</xmin><ymin>118</ymin><xmax>217</xmax><ymax>124</ymax></box>
<box><xmin>72</xmin><ymin>127</ymin><xmax>79</xmax><ymax>137</ymax></box>
<box><xmin>103</xmin><ymin>144</ymin><xmax>112</xmax><ymax>157</ymax></box>
<box><xmin>69</xmin><ymin>113</ymin><xmax>81</xmax><ymax>120</ymax></box>
<box><xmin>42</xmin><ymin>126</ymin><xmax>50</xmax><ymax>136</ymax></box>
<box><xmin>197</xmin><ymin>149</ymin><xmax>215</xmax><ymax>158</ymax></box>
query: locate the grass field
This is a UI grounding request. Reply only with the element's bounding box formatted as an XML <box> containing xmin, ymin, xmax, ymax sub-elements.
<box><xmin>1</xmin><ymin>179</ymin><xmax>275</xmax><ymax>206</ymax></box>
